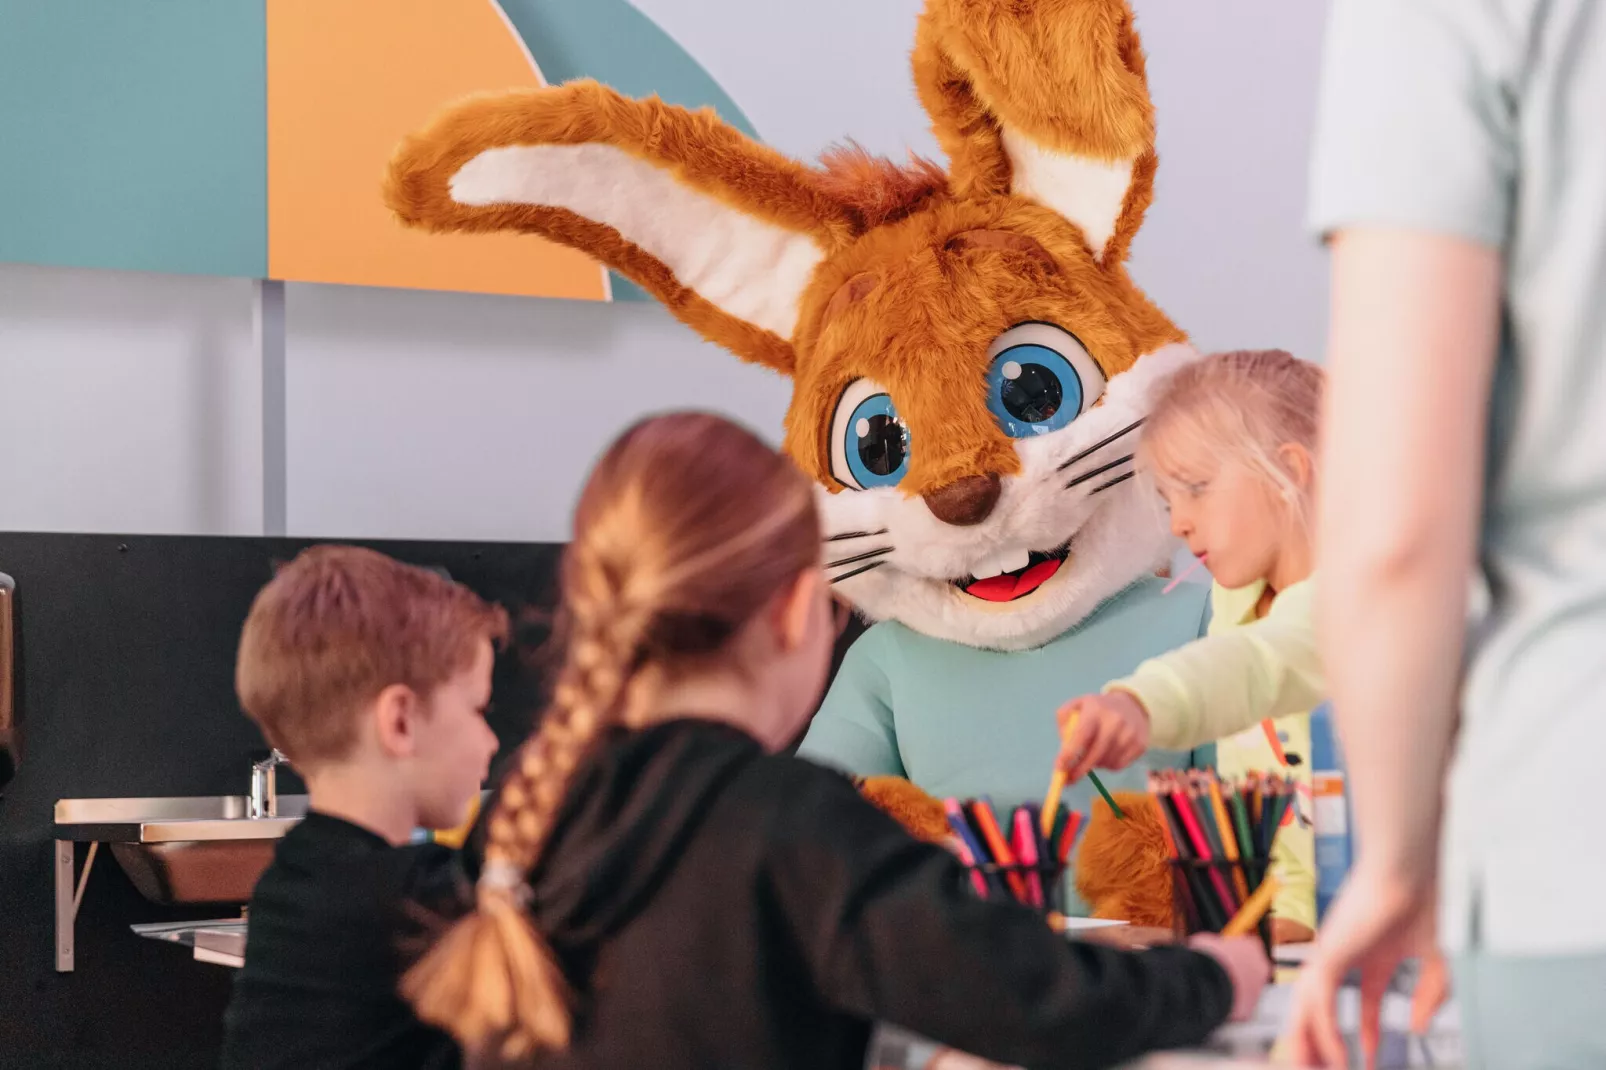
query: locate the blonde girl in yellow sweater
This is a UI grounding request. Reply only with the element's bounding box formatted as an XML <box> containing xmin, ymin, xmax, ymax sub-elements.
<box><xmin>1055</xmin><ymin>349</ymin><xmax>1324</xmax><ymax>944</ymax></box>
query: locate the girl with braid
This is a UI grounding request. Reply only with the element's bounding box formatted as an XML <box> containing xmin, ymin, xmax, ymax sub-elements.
<box><xmin>403</xmin><ymin>412</ymin><xmax>1267</xmax><ymax>1070</ymax></box>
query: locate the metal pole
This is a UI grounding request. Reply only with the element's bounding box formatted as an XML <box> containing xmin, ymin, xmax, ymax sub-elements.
<box><xmin>255</xmin><ymin>279</ymin><xmax>288</xmax><ymax>537</ymax></box>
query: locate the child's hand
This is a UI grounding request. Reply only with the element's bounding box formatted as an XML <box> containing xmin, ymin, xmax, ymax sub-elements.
<box><xmin>1188</xmin><ymin>933</ymin><xmax>1271</xmax><ymax>1023</ymax></box>
<box><xmin>1054</xmin><ymin>692</ymin><xmax>1151</xmax><ymax>784</ymax></box>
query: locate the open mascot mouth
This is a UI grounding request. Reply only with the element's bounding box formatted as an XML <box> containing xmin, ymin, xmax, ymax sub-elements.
<box><xmin>955</xmin><ymin>544</ymin><xmax>1071</xmax><ymax>603</ymax></box>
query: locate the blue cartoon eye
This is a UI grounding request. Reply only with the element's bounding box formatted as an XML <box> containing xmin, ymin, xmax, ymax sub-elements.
<box><xmin>829</xmin><ymin>379</ymin><xmax>909</xmax><ymax>490</ymax></box>
<box><xmin>984</xmin><ymin>323</ymin><xmax>1106</xmax><ymax>438</ymax></box>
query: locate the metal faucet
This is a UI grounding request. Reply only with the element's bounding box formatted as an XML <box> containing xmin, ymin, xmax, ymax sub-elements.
<box><xmin>249</xmin><ymin>749</ymin><xmax>287</xmax><ymax>819</ymax></box>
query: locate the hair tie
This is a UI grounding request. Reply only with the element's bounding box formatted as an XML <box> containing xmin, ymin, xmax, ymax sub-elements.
<box><xmin>478</xmin><ymin>860</ymin><xmax>533</xmax><ymax>906</ymax></box>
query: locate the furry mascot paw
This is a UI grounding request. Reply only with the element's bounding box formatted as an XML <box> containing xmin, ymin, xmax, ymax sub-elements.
<box><xmin>1073</xmin><ymin>791</ymin><xmax>1176</xmax><ymax>928</ymax></box>
<box><xmin>855</xmin><ymin>776</ymin><xmax>952</xmax><ymax>845</ymax></box>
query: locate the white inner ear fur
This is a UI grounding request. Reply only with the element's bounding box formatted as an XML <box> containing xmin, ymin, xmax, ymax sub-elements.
<box><xmin>1000</xmin><ymin>129</ymin><xmax>1133</xmax><ymax>261</ymax></box>
<box><xmin>451</xmin><ymin>143</ymin><xmax>824</xmax><ymax>339</ymax></box>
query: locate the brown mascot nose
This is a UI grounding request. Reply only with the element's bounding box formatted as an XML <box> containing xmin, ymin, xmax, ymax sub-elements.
<box><xmin>922</xmin><ymin>474</ymin><xmax>1002</xmax><ymax>527</ymax></box>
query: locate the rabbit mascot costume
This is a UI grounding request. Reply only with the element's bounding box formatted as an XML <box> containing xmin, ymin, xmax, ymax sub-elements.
<box><xmin>387</xmin><ymin>0</ymin><xmax>1204</xmax><ymax>928</ymax></box>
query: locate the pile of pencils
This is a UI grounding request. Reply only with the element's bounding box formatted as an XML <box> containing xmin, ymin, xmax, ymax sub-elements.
<box><xmin>942</xmin><ymin>796</ymin><xmax>1081</xmax><ymax>910</ymax></box>
<box><xmin>1150</xmin><ymin>770</ymin><xmax>1294</xmax><ymax>936</ymax></box>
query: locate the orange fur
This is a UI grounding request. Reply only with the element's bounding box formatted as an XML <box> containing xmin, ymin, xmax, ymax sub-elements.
<box><xmin>815</xmin><ymin>144</ymin><xmax>949</xmax><ymax>232</ymax></box>
<box><xmin>385</xmin><ymin>82</ymin><xmax>857</xmax><ymax>375</ymax></box>
<box><xmin>913</xmin><ymin>0</ymin><xmax>1159</xmax><ymax>261</ymax></box>
<box><xmin>857</xmin><ymin>776</ymin><xmax>953</xmax><ymax>844</ymax></box>
<box><xmin>1073</xmin><ymin>793</ymin><xmax>1176</xmax><ymax>927</ymax></box>
<box><xmin>785</xmin><ymin>198</ymin><xmax>1182</xmax><ymax>493</ymax></box>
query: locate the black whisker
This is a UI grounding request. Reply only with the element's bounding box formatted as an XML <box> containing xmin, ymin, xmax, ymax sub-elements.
<box><xmin>826</xmin><ymin>528</ymin><xmax>890</xmax><ymax>542</ymax></box>
<box><xmin>1056</xmin><ymin>417</ymin><xmax>1146</xmax><ymax>472</ymax></box>
<box><xmin>1065</xmin><ymin>454</ymin><xmax>1134</xmax><ymax>491</ymax></box>
<box><xmin>1090</xmin><ymin>472</ymin><xmax>1137</xmax><ymax>495</ymax></box>
<box><xmin>826</xmin><ymin>546</ymin><xmax>894</xmax><ymax>570</ymax></box>
<box><xmin>829</xmin><ymin>560</ymin><xmax>887</xmax><ymax>584</ymax></box>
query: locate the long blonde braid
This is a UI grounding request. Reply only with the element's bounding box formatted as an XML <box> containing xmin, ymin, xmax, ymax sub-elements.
<box><xmin>403</xmin><ymin>413</ymin><xmax>819</xmax><ymax>1063</ymax></box>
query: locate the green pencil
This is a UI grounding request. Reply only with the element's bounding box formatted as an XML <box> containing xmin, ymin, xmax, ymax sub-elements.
<box><xmin>1088</xmin><ymin>770</ymin><xmax>1125</xmax><ymax>820</ymax></box>
<box><xmin>1226</xmin><ymin>786</ymin><xmax>1258</xmax><ymax>889</ymax></box>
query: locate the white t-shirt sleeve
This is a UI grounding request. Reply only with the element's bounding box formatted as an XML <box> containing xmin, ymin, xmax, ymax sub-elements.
<box><xmin>1308</xmin><ymin>0</ymin><xmax>1522</xmax><ymax>248</ymax></box>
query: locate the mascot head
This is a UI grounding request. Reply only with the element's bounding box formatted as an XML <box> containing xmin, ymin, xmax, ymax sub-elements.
<box><xmin>387</xmin><ymin>0</ymin><xmax>1192</xmax><ymax>652</ymax></box>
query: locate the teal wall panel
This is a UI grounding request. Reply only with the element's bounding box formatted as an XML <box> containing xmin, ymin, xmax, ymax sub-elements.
<box><xmin>0</xmin><ymin>2</ymin><xmax>267</xmax><ymax>277</ymax></box>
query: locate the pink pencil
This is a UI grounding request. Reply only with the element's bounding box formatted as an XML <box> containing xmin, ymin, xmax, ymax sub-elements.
<box><xmin>1163</xmin><ymin>555</ymin><xmax>1208</xmax><ymax>594</ymax></box>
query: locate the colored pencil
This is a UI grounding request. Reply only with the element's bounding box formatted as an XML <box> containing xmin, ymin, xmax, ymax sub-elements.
<box><xmin>1226</xmin><ymin>784</ymin><xmax>1260</xmax><ymax>890</ymax></box>
<box><xmin>1057</xmin><ymin>811</ymin><xmax>1082</xmax><ymax>865</ymax></box>
<box><xmin>943</xmin><ymin>799</ymin><xmax>993</xmax><ymax>899</ymax></box>
<box><xmin>1012</xmin><ymin>807</ymin><xmax>1045</xmax><ymax>908</ymax></box>
<box><xmin>1148</xmin><ymin>774</ymin><xmax>1181</xmax><ymax>860</ymax></box>
<box><xmin>1088</xmin><ymin>770</ymin><xmax>1125</xmax><ymax>819</ymax></box>
<box><xmin>1049</xmin><ymin>806</ymin><xmax>1070</xmax><ymax>857</ymax></box>
<box><xmin>1041</xmin><ymin>711</ymin><xmax>1077</xmax><ymax>838</ymax></box>
<box><xmin>1223</xmin><ymin>875</ymin><xmax>1281</xmax><ymax>938</ymax></box>
<box><xmin>1167</xmin><ymin>776</ymin><xmax>1236</xmax><ymax>925</ymax></box>
<box><xmin>971</xmin><ymin>798</ymin><xmax>1028</xmax><ymax>902</ymax></box>
<box><xmin>1207</xmin><ymin>773</ymin><xmax>1250</xmax><ymax>903</ymax></box>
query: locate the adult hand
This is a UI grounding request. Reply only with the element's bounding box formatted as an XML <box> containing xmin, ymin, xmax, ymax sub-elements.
<box><xmin>1054</xmin><ymin>692</ymin><xmax>1151</xmax><ymax>784</ymax></box>
<box><xmin>1281</xmin><ymin>866</ymin><xmax>1436</xmax><ymax>1068</ymax></box>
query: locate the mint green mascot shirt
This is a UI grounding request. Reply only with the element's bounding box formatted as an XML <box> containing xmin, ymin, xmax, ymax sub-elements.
<box><xmin>799</xmin><ymin>578</ymin><xmax>1211</xmax><ymax>913</ymax></box>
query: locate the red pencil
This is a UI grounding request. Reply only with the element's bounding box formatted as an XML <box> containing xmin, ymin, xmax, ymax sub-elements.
<box><xmin>1057</xmin><ymin>811</ymin><xmax>1083</xmax><ymax>865</ymax></box>
<box><xmin>1148</xmin><ymin>773</ymin><xmax>1181</xmax><ymax>860</ymax></box>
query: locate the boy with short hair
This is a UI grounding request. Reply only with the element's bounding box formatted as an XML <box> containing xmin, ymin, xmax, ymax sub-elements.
<box><xmin>221</xmin><ymin>545</ymin><xmax>507</xmax><ymax>1070</ymax></box>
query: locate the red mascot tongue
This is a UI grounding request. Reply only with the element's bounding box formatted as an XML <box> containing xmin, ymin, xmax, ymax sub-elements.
<box><xmin>962</xmin><ymin>558</ymin><xmax>1062</xmax><ymax>602</ymax></box>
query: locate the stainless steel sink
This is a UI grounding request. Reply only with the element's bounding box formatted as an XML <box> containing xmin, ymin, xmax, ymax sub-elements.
<box><xmin>50</xmin><ymin>754</ymin><xmax>308</xmax><ymax>973</ymax></box>
<box><xmin>54</xmin><ymin>794</ymin><xmax>309</xmax><ymax>907</ymax></box>
<box><xmin>55</xmin><ymin>793</ymin><xmax>307</xmax><ymax>845</ymax></box>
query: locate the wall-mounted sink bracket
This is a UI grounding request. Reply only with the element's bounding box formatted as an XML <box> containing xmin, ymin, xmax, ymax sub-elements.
<box><xmin>51</xmin><ymin>792</ymin><xmax>306</xmax><ymax>972</ymax></box>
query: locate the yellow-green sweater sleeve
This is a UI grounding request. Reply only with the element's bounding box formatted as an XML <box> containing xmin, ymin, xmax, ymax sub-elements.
<box><xmin>1105</xmin><ymin>579</ymin><xmax>1325</xmax><ymax>752</ymax></box>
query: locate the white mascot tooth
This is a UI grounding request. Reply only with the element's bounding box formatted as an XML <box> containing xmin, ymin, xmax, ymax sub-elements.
<box><xmin>999</xmin><ymin>548</ymin><xmax>1031</xmax><ymax>575</ymax></box>
<box><xmin>969</xmin><ymin>552</ymin><xmax>1004</xmax><ymax>580</ymax></box>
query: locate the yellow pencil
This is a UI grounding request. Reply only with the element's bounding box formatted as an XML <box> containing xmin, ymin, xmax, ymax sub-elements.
<box><xmin>1206</xmin><ymin>773</ymin><xmax>1250</xmax><ymax>903</ymax></box>
<box><xmin>1040</xmin><ymin>712</ymin><xmax>1080</xmax><ymax>838</ymax></box>
<box><xmin>1221</xmin><ymin>875</ymin><xmax>1281</xmax><ymax>938</ymax></box>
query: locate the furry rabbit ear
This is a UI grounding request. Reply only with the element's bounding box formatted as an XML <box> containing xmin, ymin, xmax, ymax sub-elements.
<box><xmin>914</xmin><ymin>0</ymin><xmax>1157</xmax><ymax>265</ymax></box>
<box><xmin>385</xmin><ymin>82</ymin><xmax>859</xmax><ymax>375</ymax></box>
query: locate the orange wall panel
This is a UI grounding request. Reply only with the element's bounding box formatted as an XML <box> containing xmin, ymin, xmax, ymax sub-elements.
<box><xmin>266</xmin><ymin>0</ymin><xmax>607</xmax><ymax>300</ymax></box>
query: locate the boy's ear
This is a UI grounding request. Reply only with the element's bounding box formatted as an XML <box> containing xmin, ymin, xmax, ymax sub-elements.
<box><xmin>386</xmin><ymin>82</ymin><xmax>859</xmax><ymax>376</ymax></box>
<box><xmin>913</xmin><ymin>0</ymin><xmax>1157</xmax><ymax>265</ymax></box>
<box><xmin>372</xmin><ymin>684</ymin><xmax>421</xmax><ymax>759</ymax></box>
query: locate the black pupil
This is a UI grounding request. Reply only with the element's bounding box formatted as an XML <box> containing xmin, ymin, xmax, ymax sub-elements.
<box><xmin>857</xmin><ymin>413</ymin><xmax>906</xmax><ymax>476</ymax></box>
<box><xmin>1001</xmin><ymin>363</ymin><xmax>1063</xmax><ymax>423</ymax></box>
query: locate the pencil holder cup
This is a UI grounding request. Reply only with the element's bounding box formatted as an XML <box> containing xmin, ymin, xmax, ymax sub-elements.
<box><xmin>963</xmin><ymin>860</ymin><xmax>1068</xmax><ymax>915</ymax></box>
<box><xmin>1167</xmin><ymin>857</ymin><xmax>1274</xmax><ymax>957</ymax></box>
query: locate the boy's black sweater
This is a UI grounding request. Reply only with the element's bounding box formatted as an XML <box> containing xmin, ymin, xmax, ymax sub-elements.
<box><xmin>220</xmin><ymin>813</ymin><xmax>464</xmax><ymax>1070</ymax></box>
<box><xmin>510</xmin><ymin>719</ymin><xmax>1233</xmax><ymax>1069</ymax></box>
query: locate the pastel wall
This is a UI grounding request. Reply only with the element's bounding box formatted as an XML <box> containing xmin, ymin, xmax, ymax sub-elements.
<box><xmin>0</xmin><ymin>2</ymin><xmax>267</xmax><ymax>277</ymax></box>
<box><xmin>0</xmin><ymin>0</ymin><xmax>757</xmax><ymax>301</ymax></box>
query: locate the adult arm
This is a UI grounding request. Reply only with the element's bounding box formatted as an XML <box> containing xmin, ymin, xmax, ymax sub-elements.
<box><xmin>1318</xmin><ymin>228</ymin><xmax>1498</xmax><ymax>882</ymax></box>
